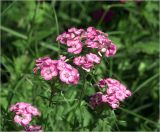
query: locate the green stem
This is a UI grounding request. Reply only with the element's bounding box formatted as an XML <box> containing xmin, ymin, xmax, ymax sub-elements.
<box><xmin>51</xmin><ymin>1</ymin><xmax>60</xmax><ymax>55</ymax></box>
<box><xmin>119</xmin><ymin>107</ymin><xmax>159</xmax><ymax>126</ymax></box>
<box><xmin>0</xmin><ymin>25</ymin><xmax>28</xmax><ymax>40</ymax></box>
<box><xmin>133</xmin><ymin>73</ymin><xmax>159</xmax><ymax>94</ymax></box>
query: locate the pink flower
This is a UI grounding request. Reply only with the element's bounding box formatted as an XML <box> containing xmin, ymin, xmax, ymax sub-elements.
<box><xmin>68</xmin><ymin>27</ymin><xmax>85</xmax><ymax>35</ymax></box>
<box><xmin>67</xmin><ymin>40</ymin><xmax>83</xmax><ymax>54</ymax></box>
<box><xmin>111</xmin><ymin>103</ymin><xmax>119</xmax><ymax>109</ymax></box>
<box><xmin>98</xmin><ymin>79</ymin><xmax>106</xmax><ymax>88</ymax></box>
<box><xmin>82</xmin><ymin>61</ymin><xmax>94</xmax><ymax>71</ymax></box>
<box><xmin>35</xmin><ymin>57</ymin><xmax>51</xmax><ymax>69</ymax></box>
<box><xmin>10</xmin><ymin>102</ymin><xmax>31</xmax><ymax>115</ymax></box>
<box><xmin>115</xmin><ymin>91</ymin><xmax>126</xmax><ymax>101</ymax></box>
<box><xmin>86</xmin><ymin>53</ymin><xmax>101</xmax><ymax>64</ymax></box>
<box><xmin>40</xmin><ymin>65</ymin><xmax>58</xmax><ymax>80</ymax></box>
<box><xmin>125</xmin><ymin>90</ymin><xmax>132</xmax><ymax>97</ymax></box>
<box><xmin>85</xmin><ymin>39</ymin><xmax>98</xmax><ymax>48</ymax></box>
<box><xmin>25</xmin><ymin>125</ymin><xmax>42</xmax><ymax>132</ymax></box>
<box><xmin>59</xmin><ymin>68</ymin><xmax>79</xmax><ymax>85</ymax></box>
<box><xmin>57</xmin><ymin>60</ymin><xmax>72</xmax><ymax>71</ymax></box>
<box><xmin>14</xmin><ymin>114</ymin><xmax>32</xmax><ymax>126</ymax></box>
<box><xmin>26</xmin><ymin>105</ymin><xmax>41</xmax><ymax>116</ymax></box>
<box><xmin>57</xmin><ymin>27</ymin><xmax>117</xmax><ymax>58</ymax></box>
<box><xmin>73</xmin><ymin>53</ymin><xmax>101</xmax><ymax>72</ymax></box>
<box><xmin>56</xmin><ymin>32</ymin><xmax>68</xmax><ymax>44</ymax></box>
<box><xmin>73</xmin><ymin>56</ymin><xmax>86</xmax><ymax>66</ymax></box>
<box><xmin>105</xmin><ymin>78</ymin><xmax>120</xmax><ymax>87</ymax></box>
<box><xmin>10</xmin><ymin>102</ymin><xmax>41</xmax><ymax>127</ymax></box>
<box><xmin>89</xmin><ymin>92</ymin><xmax>103</xmax><ymax>108</ymax></box>
<box><xmin>91</xmin><ymin>78</ymin><xmax>132</xmax><ymax>109</ymax></box>
<box><xmin>105</xmin><ymin>43</ymin><xmax>117</xmax><ymax>57</ymax></box>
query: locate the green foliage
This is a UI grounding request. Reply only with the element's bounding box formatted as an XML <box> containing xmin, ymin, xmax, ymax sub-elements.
<box><xmin>1</xmin><ymin>0</ymin><xmax>159</xmax><ymax>131</ymax></box>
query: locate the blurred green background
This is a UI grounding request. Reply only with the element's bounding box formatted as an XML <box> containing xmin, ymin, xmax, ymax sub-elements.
<box><xmin>1</xmin><ymin>0</ymin><xmax>159</xmax><ymax>131</ymax></box>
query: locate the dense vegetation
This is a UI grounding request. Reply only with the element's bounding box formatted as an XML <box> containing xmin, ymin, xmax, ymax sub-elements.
<box><xmin>1</xmin><ymin>0</ymin><xmax>159</xmax><ymax>131</ymax></box>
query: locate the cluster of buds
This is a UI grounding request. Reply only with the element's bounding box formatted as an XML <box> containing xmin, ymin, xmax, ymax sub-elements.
<box><xmin>10</xmin><ymin>102</ymin><xmax>42</xmax><ymax>132</ymax></box>
<box><xmin>33</xmin><ymin>56</ymin><xmax>79</xmax><ymax>85</ymax></box>
<box><xmin>90</xmin><ymin>78</ymin><xmax>132</xmax><ymax>109</ymax></box>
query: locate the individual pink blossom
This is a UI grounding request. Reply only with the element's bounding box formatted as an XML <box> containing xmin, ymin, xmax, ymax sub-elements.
<box><xmin>14</xmin><ymin>114</ymin><xmax>32</xmax><ymax>126</ymax></box>
<box><xmin>85</xmin><ymin>39</ymin><xmax>98</xmax><ymax>48</ymax></box>
<box><xmin>59</xmin><ymin>67</ymin><xmax>79</xmax><ymax>85</ymax></box>
<box><xmin>10</xmin><ymin>102</ymin><xmax>31</xmax><ymax>115</ymax></box>
<box><xmin>40</xmin><ymin>65</ymin><xmax>58</xmax><ymax>80</ymax></box>
<box><xmin>26</xmin><ymin>105</ymin><xmax>41</xmax><ymax>116</ymax></box>
<box><xmin>86</xmin><ymin>53</ymin><xmax>101</xmax><ymax>64</ymax></box>
<box><xmin>56</xmin><ymin>32</ymin><xmax>69</xmax><ymax>44</ymax></box>
<box><xmin>25</xmin><ymin>125</ymin><xmax>42</xmax><ymax>132</ymax></box>
<box><xmin>35</xmin><ymin>57</ymin><xmax>51</xmax><ymax>69</ymax></box>
<box><xmin>105</xmin><ymin>43</ymin><xmax>117</xmax><ymax>57</ymax></box>
<box><xmin>67</xmin><ymin>39</ymin><xmax>83</xmax><ymax>54</ymax></box>
<box><xmin>73</xmin><ymin>53</ymin><xmax>101</xmax><ymax>72</ymax></box>
<box><xmin>68</xmin><ymin>27</ymin><xmax>85</xmax><ymax>35</ymax></box>
<box><xmin>81</xmin><ymin>61</ymin><xmax>94</xmax><ymax>71</ymax></box>
<box><xmin>73</xmin><ymin>56</ymin><xmax>86</xmax><ymax>66</ymax></box>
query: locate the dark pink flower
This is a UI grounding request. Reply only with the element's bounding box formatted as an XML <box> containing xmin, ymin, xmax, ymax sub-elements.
<box><xmin>25</xmin><ymin>125</ymin><xmax>42</xmax><ymax>132</ymax></box>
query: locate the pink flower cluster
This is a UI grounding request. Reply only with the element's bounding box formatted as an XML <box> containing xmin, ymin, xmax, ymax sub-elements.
<box><xmin>9</xmin><ymin>102</ymin><xmax>42</xmax><ymax>131</ymax></box>
<box><xmin>73</xmin><ymin>53</ymin><xmax>101</xmax><ymax>71</ymax></box>
<box><xmin>90</xmin><ymin>78</ymin><xmax>132</xmax><ymax>109</ymax></box>
<box><xmin>34</xmin><ymin>56</ymin><xmax>79</xmax><ymax>85</ymax></box>
<box><xmin>56</xmin><ymin>28</ymin><xmax>84</xmax><ymax>54</ymax></box>
<box><xmin>56</xmin><ymin>27</ymin><xmax>117</xmax><ymax>57</ymax></box>
<box><xmin>25</xmin><ymin>125</ymin><xmax>42</xmax><ymax>132</ymax></box>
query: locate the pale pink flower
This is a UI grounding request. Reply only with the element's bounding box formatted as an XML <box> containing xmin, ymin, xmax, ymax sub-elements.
<box><xmin>105</xmin><ymin>78</ymin><xmax>120</xmax><ymax>87</ymax></box>
<box><xmin>35</xmin><ymin>57</ymin><xmax>51</xmax><ymax>69</ymax></box>
<box><xmin>85</xmin><ymin>39</ymin><xmax>98</xmax><ymax>48</ymax></box>
<box><xmin>14</xmin><ymin>114</ymin><xmax>32</xmax><ymax>126</ymax></box>
<box><xmin>125</xmin><ymin>90</ymin><xmax>132</xmax><ymax>97</ymax></box>
<box><xmin>26</xmin><ymin>106</ymin><xmax>41</xmax><ymax>116</ymax></box>
<box><xmin>115</xmin><ymin>91</ymin><xmax>126</xmax><ymax>101</ymax></box>
<box><xmin>67</xmin><ymin>40</ymin><xmax>83</xmax><ymax>54</ymax></box>
<box><xmin>59</xmin><ymin>68</ymin><xmax>79</xmax><ymax>85</ymax></box>
<box><xmin>40</xmin><ymin>65</ymin><xmax>58</xmax><ymax>80</ymax></box>
<box><xmin>73</xmin><ymin>56</ymin><xmax>86</xmax><ymax>66</ymax></box>
<box><xmin>82</xmin><ymin>61</ymin><xmax>94</xmax><ymax>71</ymax></box>
<box><xmin>56</xmin><ymin>32</ymin><xmax>68</xmax><ymax>44</ymax></box>
<box><xmin>111</xmin><ymin>103</ymin><xmax>119</xmax><ymax>109</ymax></box>
<box><xmin>57</xmin><ymin>60</ymin><xmax>72</xmax><ymax>71</ymax></box>
<box><xmin>86</xmin><ymin>53</ymin><xmax>101</xmax><ymax>64</ymax></box>
<box><xmin>10</xmin><ymin>102</ymin><xmax>31</xmax><ymax>115</ymax></box>
<box><xmin>68</xmin><ymin>27</ymin><xmax>85</xmax><ymax>35</ymax></box>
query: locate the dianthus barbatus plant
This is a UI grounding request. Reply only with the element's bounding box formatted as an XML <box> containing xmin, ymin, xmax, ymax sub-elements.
<box><xmin>10</xmin><ymin>27</ymin><xmax>132</xmax><ymax>131</ymax></box>
<box><xmin>34</xmin><ymin>26</ymin><xmax>132</xmax><ymax>107</ymax></box>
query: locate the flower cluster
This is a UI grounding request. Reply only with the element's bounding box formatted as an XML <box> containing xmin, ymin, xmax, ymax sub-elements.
<box><xmin>25</xmin><ymin>125</ymin><xmax>42</xmax><ymax>132</ymax></box>
<box><xmin>9</xmin><ymin>102</ymin><xmax>42</xmax><ymax>131</ymax></box>
<box><xmin>34</xmin><ymin>56</ymin><xmax>79</xmax><ymax>85</ymax></box>
<box><xmin>90</xmin><ymin>78</ymin><xmax>132</xmax><ymax>109</ymax></box>
<box><xmin>73</xmin><ymin>53</ymin><xmax>101</xmax><ymax>71</ymax></box>
<box><xmin>56</xmin><ymin>28</ymin><xmax>84</xmax><ymax>54</ymax></box>
<box><xmin>56</xmin><ymin>27</ymin><xmax>117</xmax><ymax>57</ymax></box>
